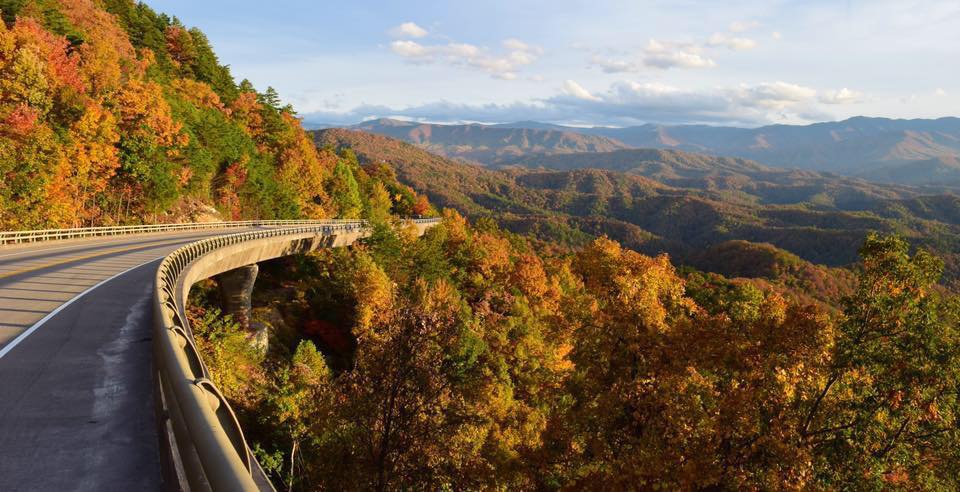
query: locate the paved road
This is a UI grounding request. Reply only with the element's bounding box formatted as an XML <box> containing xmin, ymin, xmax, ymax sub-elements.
<box><xmin>0</xmin><ymin>229</ymin><xmax>256</xmax><ymax>491</ymax></box>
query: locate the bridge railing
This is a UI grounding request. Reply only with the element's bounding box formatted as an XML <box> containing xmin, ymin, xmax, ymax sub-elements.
<box><xmin>152</xmin><ymin>218</ymin><xmax>441</xmax><ymax>491</ymax></box>
<box><xmin>0</xmin><ymin>220</ymin><xmax>359</xmax><ymax>245</ymax></box>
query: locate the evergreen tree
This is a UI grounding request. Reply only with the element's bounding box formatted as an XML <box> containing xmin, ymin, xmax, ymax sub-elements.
<box><xmin>260</xmin><ymin>86</ymin><xmax>282</xmax><ymax>111</ymax></box>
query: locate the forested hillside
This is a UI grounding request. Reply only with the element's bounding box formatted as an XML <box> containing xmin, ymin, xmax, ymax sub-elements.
<box><xmin>191</xmin><ymin>212</ymin><xmax>960</xmax><ymax>490</ymax></box>
<box><xmin>0</xmin><ymin>0</ymin><xmax>435</xmax><ymax>228</ymax></box>
<box><xmin>504</xmin><ymin>147</ymin><xmax>918</xmax><ymax>207</ymax></box>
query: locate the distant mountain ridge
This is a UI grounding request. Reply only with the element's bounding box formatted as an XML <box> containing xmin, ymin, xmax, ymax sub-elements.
<box><xmin>350</xmin><ymin>118</ymin><xmax>630</xmax><ymax>163</ymax></box>
<box><xmin>572</xmin><ymin>116</ymin><xmax>960</xmax><ymax>184</ymax></box>
<box><xmin>341</xmin><ymin>117</ymin><xmax>960</xmax><ymax>187</ymax></box>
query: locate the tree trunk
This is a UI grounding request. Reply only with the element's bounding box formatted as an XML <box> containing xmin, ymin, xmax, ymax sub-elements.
<box><xmin>288</xmin><ymin>439</ymin><xmax>298</xmax><ymax>492</ymax></box>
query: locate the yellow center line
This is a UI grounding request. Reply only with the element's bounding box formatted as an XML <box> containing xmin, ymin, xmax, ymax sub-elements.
<box><xmin>0</xmin><ymin>239</ymin><xmax>184</xmax><ymax>281</ymax></box>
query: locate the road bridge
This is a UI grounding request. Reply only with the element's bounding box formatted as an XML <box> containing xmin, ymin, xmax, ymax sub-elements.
<box><xmin>0</xmin><ymin>218</ymin><xmax>440</xmax><ymax>491</ymax></box>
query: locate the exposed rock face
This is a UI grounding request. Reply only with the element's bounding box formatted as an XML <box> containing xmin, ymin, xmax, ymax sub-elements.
<box><xmin>247</xmin><ymin>322</ymin><xmax>270</xmax><ymax>354</ymax></box>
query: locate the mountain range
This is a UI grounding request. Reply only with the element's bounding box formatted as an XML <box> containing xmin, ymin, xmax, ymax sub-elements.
<box><xmin>348</xmin><ymin>117</ymin><xmax>960</xmax><ymax>188</ymax></box>
<box><xmin>350</xmin><ymin>118</ymin><xmax>629</xmax><ymax>163</ymax></box>
<box><xmin>313</xmin><ymin>128</ymin><xmax>960</xmax><ymax>289</ymax></box>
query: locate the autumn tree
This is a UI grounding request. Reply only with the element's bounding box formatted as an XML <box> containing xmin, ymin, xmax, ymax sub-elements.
<box><xmin>46</xmin><ymin>102</ymin><xmax>120</xmax><ymax>226</ymax></box>
<box><xmin>802</xmin><ymin>233</ymin><xmax>960</xmax><ymax>488</ymax></box>
<box><xmin>327</xmin><ymin>158</ymin><xmax>363</xmax><ymax>219</ymax></box>
<box><xmin>550</xmin><ymin>236</ymin><xmax>841</xmax><ymax>489</ymax></box>
<box><xmin>113</xmin><ymin>78</ymin><xmax>189</xmax><ymax>215</ymax></box>
<box><xmin>262</xmin><ymin>340</ymin><xmax>333</xmax><ymax>492</ymax></box>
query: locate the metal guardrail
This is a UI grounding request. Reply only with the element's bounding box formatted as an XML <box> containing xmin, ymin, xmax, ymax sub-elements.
<box><xmin>152</xmin><ymin>218</ymin><xmax>441</xmax><ymax>491</ymax></box>
<box><xmin>0</xmin><ymin>220</ymin><xmax>351</xmax><ymax>245</ymax></box>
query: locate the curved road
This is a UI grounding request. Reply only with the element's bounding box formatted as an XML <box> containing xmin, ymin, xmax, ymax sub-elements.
<box><xmin>0</xmin><ymin>228</ymin><xmax>263</xmax><ymax>491</ymax></box>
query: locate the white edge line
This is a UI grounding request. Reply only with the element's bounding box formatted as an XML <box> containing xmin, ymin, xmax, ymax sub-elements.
<box><xmin>0</xmin><ymin>255</ymin><xmax>167</xmax><ymax>359</ymax></box>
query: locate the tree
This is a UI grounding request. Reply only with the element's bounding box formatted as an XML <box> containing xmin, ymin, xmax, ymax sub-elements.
<box><xmin>259</xmin><ymin>86</ymin><xmax>281</xmax><ymax>111</ymax></box>
<box><xmin>46</xmin><ymin>102</ymin><xmax>120</xmax><ymax>226</ymax></box>
<box><xmin>411</xmin><ymin>194</ymin><xmax>431</xmax><ymax>216</ymax></box>
<box><xmin>265</xmin><ymin>340</ymin><xmax>332</xmax><ymax>492</ymax></box>
<box><xmin>164</xmin><ymin>24</ymin><xmax>196</xmax><ymax>69</ymax></box>
<box><xmin>328</xmin><ymin>159</ymin><xmax>362</xmax><ymax>219</ymax></box>
<box><xmin>364</xmin><ymin>181</ymin><xmax>392</xmax><ymax>226</ymax></box>
<box><xmin>803</xmin><ymin>233</ymin><xmax>960</xmax><ymax>488</ymax></box>
<box><xmin>318</xmin><ymin>280</ymin><xmax>487</xmax><ymax>490</ymax></box>
<box><xmin>556</xmin><ymin>237</ymin><xmax>837</xmax><ymax>489</ymax></box>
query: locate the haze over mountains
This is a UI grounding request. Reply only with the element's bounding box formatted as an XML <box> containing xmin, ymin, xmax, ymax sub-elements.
<box><xmin>348</xmin><ymin>117</ymin><xmax>960</xmax><ymax>188</ymax></box>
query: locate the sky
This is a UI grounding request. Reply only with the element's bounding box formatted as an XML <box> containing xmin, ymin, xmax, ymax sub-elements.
<box><xmin>146</xmin><ymin>0</ymin><xmax>959</xmax><ymax>128</ymax></box>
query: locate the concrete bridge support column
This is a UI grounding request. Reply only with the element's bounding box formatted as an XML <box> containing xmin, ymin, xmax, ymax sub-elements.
<box><xmin>215</xmin><ymin>264</ymin><xmax>258</xmax><ymax>331</ymax></box>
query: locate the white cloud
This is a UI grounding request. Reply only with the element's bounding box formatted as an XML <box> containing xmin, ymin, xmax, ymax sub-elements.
<box><xmin>729</xmin><ymin>20</ymin><xmax>761</xmax><ymax>33</ymax></box>
<box><xmin>389</xmin><ymin>37</ymin><xmax>541</xmax><ymax>79</ymax></box>
<box><xmin>819</xmin><ymin>88</ymin><xmax>864</xmax><ymax>104</ymax></box>
<box><xmin>935</xmin><ymin>88</ymin><xmax>947</xmax><ymax>96</ymax></box>
<box><xmin>445</xmin><ymin>43</ymin><xmax>482</xmax><ymax>58</ymax></box>
<box><xmin>589</xmin><ymin>55</ymin><xmax>642</xmax><ymax>73</ymax></box>
<box><xmin>561</xmin><ymin>80</ymin><xmax>600</xmax><ymax>101</ymax></box>
<box><xmin>771</xmin><ymin>31</ymin><xmax>782</xmax><ymax>40</ymax></box>
<box><xmin>390</xmin><ymin>40</ymin><xmax>428</xmax><ymax>58</ymax></box>
<box><xmin>588</xmin><ymin>24</ymin><xmax>766</xmax><ymax>73</ymax></box>
<box><xmin>734</xmin><ymin>81</ymin><xmax>817</xmax><ymax>110</ymax></box>
<box><xmin>707</xmin><ymin>32</ymin><xmax>758</xmax><ymax>50</ymax></box>
<box><xmin>643</xmin><ymin>39</ymin><xmax>717</xmax><ymax>69</ymax></box>
<box><xmin>388</xmin><ymin>22</ymin><xmax>428</xmax><ymax>39</ymax></box>
<box><xmin>607</xmin><ymin>81</ymin><xmax>684</xmax><ymax>101</ymax></box>
<box><xmin>644</xmin><ymin>48</ymin><xmax>717</xmax><ymax>69</ymax></box>
<box><xmin>503</xmin><ymin>38</ymin><xmax>535</xmax><ymax>52</ymax></box>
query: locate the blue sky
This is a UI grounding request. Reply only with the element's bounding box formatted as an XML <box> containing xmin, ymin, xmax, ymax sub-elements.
<box><xmin>146</xmin><ymin>0</ymin><xmax>959</xmax><ymax>127</ymax></box>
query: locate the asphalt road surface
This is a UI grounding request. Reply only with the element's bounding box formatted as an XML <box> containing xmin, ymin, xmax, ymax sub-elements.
<box><xmin>0</xmin><ymin>228</ymin><xmax>256</xmax><ymax>491</ymax></box>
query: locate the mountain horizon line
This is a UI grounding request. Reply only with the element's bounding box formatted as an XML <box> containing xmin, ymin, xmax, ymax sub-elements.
<box><xmin>303</xmin><ymin>114</ymin><xmax>960</xmax><ymax>132</ymax></box>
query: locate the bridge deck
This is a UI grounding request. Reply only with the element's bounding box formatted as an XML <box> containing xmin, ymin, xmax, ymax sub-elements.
<box><xmin>0</xmin><ymin>229</ymin><xmax>256</xmax><ymax>491</ymax></box>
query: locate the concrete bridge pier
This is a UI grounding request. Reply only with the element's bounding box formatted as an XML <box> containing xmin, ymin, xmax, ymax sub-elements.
<box><xmin>216</xmin><ymin>264</ymin><xmax>258</xmax><ymax>331</ymax></box>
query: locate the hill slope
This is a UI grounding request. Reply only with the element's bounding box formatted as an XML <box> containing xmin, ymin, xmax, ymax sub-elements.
<box><xmin>505</xmin><ymin>148</ymin><xmax>919</xmax><ymax>209</ymax></box>
<box><xmin>0</xmin><ymin>0</ymin><xmax>341</xmax><ymax>228</ymax></box>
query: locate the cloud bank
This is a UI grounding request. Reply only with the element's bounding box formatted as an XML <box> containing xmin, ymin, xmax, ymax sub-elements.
<box><xmin>304</xmin><ymin>80</ymin><xmax>862</xmax><ymax>128</ymax></box>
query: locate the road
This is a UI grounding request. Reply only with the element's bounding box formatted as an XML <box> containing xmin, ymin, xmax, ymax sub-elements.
<box><xmin>0</xmin><ymin>228</ymin><xmax>257</xmax><ymax>491</ymax></box>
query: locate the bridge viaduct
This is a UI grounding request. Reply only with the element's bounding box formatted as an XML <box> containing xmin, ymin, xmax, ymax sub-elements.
<box><xmin>0</xmin><ymin>218</ymin><xmax>440</xmax><ymax>491</ymax></box>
